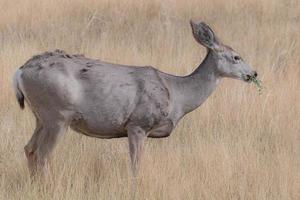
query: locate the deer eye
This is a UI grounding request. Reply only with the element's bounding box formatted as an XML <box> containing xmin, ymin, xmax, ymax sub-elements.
<box><xmin>233</xmin><ymin>56</ymin><xmax>241</xmax><ymax>62</ymax></box>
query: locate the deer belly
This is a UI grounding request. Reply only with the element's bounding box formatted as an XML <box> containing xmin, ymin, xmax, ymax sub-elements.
<box><xmin>70</xmin><ymin>115</ymin><xmax>127</xmax><ymax>138</ymax></box>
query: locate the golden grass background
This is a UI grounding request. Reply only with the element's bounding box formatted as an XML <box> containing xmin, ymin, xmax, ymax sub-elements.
<box><xmin>0</xmin><ymin>0</ymin><xmax>300</xmax><ymax>199</ymax></box>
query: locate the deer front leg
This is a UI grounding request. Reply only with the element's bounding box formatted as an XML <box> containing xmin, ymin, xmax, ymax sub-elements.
<box><xmin>127</xmin><ymin>125</ymin><xmax>146</xmax><ymax>177</ymax></box>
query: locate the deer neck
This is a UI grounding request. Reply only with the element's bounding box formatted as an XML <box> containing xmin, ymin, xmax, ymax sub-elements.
<box><xmin>174</xmin><ymin>50</ymin><xmax>221</xmax><ymax>116</ymax></box>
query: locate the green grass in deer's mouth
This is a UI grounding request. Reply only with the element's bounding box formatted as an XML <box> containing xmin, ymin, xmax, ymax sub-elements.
<box><xmin>250</xmin><ymin>76</ymin><xmax>262</xmax><ymax>94</ymax></box>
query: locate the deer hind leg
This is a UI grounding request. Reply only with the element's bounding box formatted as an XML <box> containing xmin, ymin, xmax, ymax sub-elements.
<box><xmin>24</xmin><ymin>118</ymin><xmax>42</xmax><ymax>177</ymax></box>
<box><xmin>24</xmin><ymin>118</ymin><xmax>67</xmax><ymax>178</ymax></box>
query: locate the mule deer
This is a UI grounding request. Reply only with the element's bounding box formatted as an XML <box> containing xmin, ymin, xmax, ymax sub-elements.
<box><xmin>13</xmin><ymin>21</ymin><xmax>257</xmax><ymax>177</ymax></box>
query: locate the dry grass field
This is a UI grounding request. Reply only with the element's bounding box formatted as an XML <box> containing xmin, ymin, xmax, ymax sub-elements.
<box><xmin>0</xmin><ymin>0</ymin><xmax>300</xmax><ymax>199</ymax></box>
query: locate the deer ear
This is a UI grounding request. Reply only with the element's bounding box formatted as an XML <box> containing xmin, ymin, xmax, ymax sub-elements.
<box><xmin>190</xmin><ymin>20</ymin><xmax>219</xmax><ymax>49</ymax></box>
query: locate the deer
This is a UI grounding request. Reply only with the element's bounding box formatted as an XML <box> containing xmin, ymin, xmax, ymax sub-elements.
<box><xmin>13</xmin><ymin>20</ymin><xmax>257</xmax><ymax>178</ymax></box>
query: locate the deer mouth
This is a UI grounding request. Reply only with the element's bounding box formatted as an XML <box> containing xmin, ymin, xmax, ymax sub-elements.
<box><xmin>243</xmin><ymin>71</ymin><xmax>258</xmax><ymax>83</ymax></box>
<box><xmin>244</xmin><ymin>75</ymin><xmax>252</xmax><ymax>82</ymax></box>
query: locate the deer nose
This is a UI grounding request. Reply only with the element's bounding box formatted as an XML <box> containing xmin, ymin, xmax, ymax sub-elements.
<box><xmin>253</xmin><ymin>71</ymin><xmax>258</xmax><ymax>78</ymax></box>
<box><xmin>246</xmin><ymin>74</ymin><xmax>251</xmax><ymax>81</ymax></box>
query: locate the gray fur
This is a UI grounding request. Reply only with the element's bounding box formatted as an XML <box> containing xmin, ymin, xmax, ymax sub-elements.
<box><xmin>13</xmin><ymin>21</ymin><xmax>257</xmax><ymax>177</ymax></box>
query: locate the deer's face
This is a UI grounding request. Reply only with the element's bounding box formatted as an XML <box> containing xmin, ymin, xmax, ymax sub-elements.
<box><xmin>190</xmin><ymin>20</ymin><xmax>257</xmax><ymax>82</ymax></box>
<box><xmin>216</xmin><ymin>47</ymin><xmax>257</xmax><ymax>82</ymax></box>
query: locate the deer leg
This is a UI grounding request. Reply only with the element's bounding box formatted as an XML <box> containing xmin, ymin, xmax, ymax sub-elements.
<box><xmin>24</xmin><ymin>120</ymin><xmax>67</xmax><ymax>178</ymax></box>
<box><xmin>24</xmin><ymin>117</ymin><xmax>44</xmax><ymax>177</ymax></box>
<box><xmin>127</xmin><ymin>125</ymin><xmax>147</xmax><ymax>177</ymax></box>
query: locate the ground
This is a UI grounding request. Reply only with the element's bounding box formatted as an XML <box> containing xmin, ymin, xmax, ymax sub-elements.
<box><xmin>0</xmin><ymin>0</ymin><xmax>299</xmax><ymax>199</ymax></box>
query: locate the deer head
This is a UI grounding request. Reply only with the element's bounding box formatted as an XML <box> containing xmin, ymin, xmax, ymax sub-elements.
<box><xmin>190</xmin><ymin>20</ymin><xmax>257</xmax><ymax>82</ymax></box>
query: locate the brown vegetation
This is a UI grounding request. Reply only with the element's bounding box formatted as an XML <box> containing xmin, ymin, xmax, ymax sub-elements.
<box><xmin>0</xmin><ymin>0</ymin><xmax>299</xmax><ymax>199</ymax></box>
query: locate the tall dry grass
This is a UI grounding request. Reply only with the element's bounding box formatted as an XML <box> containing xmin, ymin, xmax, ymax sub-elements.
<box><xmin>0</xmin><ymin>0</ymin><xmax>299</xmax><ymax>199</ymax></box>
